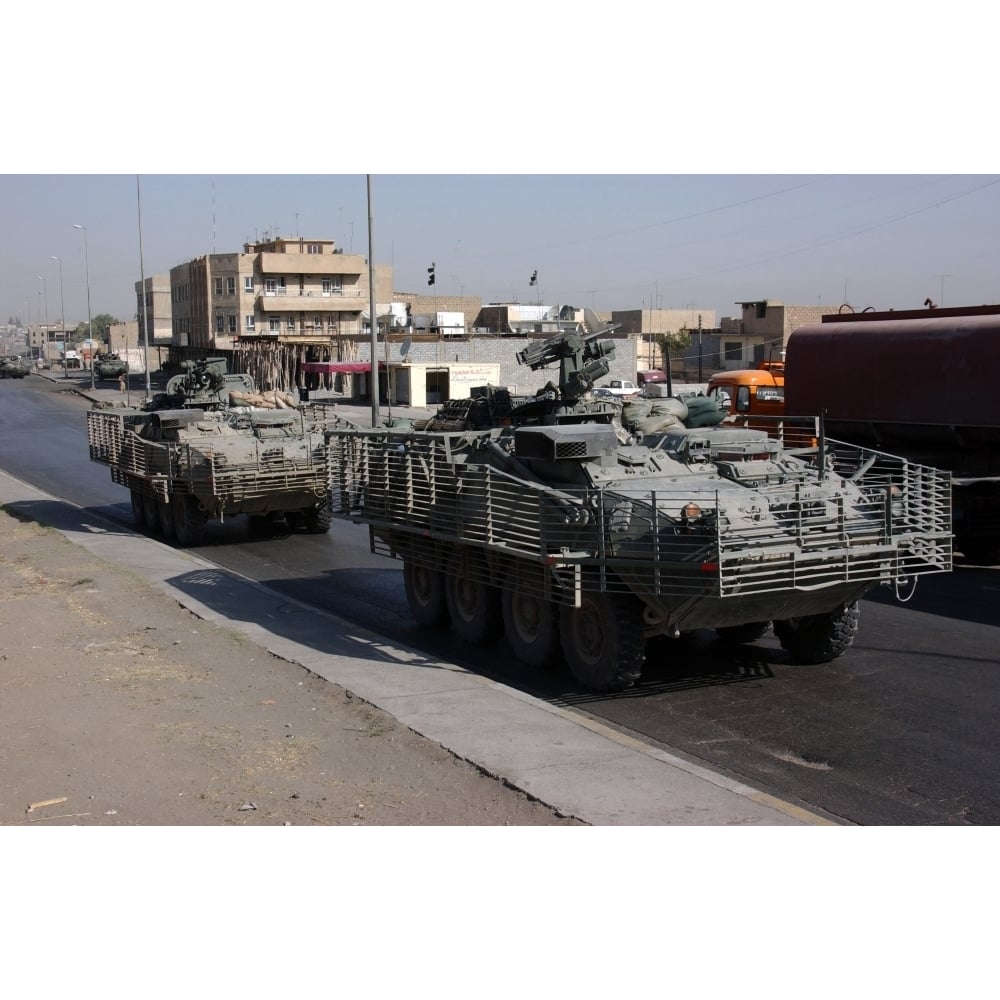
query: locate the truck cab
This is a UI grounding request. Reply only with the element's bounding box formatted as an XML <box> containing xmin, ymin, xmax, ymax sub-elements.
<box><xmin>706</xmin><ymin>362</ymin><xmax>785</xmax><ymax>420</ymax></box>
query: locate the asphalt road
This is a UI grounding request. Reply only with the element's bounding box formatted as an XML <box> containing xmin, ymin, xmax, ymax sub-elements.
<box><xmin>3</xmin><ymin>373</ymin><xmax>998</xmax><ymax>824</ymax></box>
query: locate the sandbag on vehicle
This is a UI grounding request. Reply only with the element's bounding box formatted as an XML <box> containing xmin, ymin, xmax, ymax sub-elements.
<box><xmin>684</xmin><ymin>395</ymin><xmax>726</xmax><ymax>427</ymax></box>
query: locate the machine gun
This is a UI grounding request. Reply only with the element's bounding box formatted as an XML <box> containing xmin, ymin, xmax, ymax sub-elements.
<box><xmin>515</xmin><ymin>311</ymin><xmax>619</xmax><ymax>404</ymax></box>
<box><xmin>154</xmin><ymin>357</ymin><xmax>254</xmax><ymax>410</ymax></box>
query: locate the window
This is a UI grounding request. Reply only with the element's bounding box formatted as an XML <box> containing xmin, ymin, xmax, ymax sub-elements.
<box><xmin>215</xmin><ymin>314</ymin><xmax>224</xmax><ymax>333</ymax></box>
<box><xmin>287</xmin><ymin>316</ymin><xmax>295</xmax><ymax>331</ymax></box>
<box><xmin>307</xmin><ymin>244</ymin><xmax>321</xmax><ymax>254</ymax></box>
<box><xmin>736</xmin><ymin>385</ymin><xmax>751</xmax><ymax>413</ymax></box>
<box><xmin>228</xmin><ymin>315</ymin><xmax>237</xmax><ymax>333</ymax></box>
<box><xmin>245</xmin><ymin>315</ymin><xmax>255</xmax><ymax>331</ymax></box>
<box><xmin>264</xmin><ymin>277</ymin><xmax>287</xmax><ymax>295</ymax></box>
<box><xmin>214</xmin><ymin>277</ymin><xmax>223</xmax><ymax>295</ymax></box>
<box><xmin>269</xmin><ymin>318</ymin><xmax>281</xmax><ymax>333</ymax></box>
<box><xmin>724</xmin><ymin>341</ymin><xmax>743</xmax><ymax>363</ymax></box>
<box><xmin>322</xmin><ymin>276</ymin><xmax>342</xmax><ymax>295</ymax></box>
<box><xmin>243</xmin><ymin>276</ymin><xmax>253</xmax><ymax>293</ymax></box>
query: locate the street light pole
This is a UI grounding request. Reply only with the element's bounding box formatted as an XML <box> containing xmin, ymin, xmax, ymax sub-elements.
<box><xmin>36</xmin><ymin>275</ymin><xmax>49</xmax><ymax>366</ymax></box>
<box><xmin>51</xmin><ymin>257</ymin><xmax>67</xmax><ymax>379</ymax></box>
<box><xmin>73</xmin><ymin>224</ymin><xmax>94</xmax><ymax>390</ymax></box>
<box><xmin>136</xmin><ymin>175</ymin><xmax>152</xmax><ymax>399</ymax></box>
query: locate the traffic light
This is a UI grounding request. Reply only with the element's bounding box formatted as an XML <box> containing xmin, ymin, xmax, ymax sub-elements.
<box><xmin>529</xmin><ymin>270</ymin><xmax>537</xmax><ymax>286</ymax></box>
<box><xmin>427</xmin><ymin>262</ymin><xmax>436</xmax><ymax>286</ymax></box>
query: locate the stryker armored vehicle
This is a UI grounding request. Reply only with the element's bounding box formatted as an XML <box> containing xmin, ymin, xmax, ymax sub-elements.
<box><xmin>93</xmin><ymin>352</ymin><xmax>128</xmax><ymax>380</ymax></box>
<box><xmin>87</xmin><ymin>357</ymin><xmax>342</xmax><ymax>546</ymax></box>
<box><xmin>0</xmin><ymin>355</ymin><xmax>30</xmax><ymax>379</ymax></box>
<box><xmin>325</xmin><ymin>320</ymin><xmax>953</xmax><ymax>692</ymax></box>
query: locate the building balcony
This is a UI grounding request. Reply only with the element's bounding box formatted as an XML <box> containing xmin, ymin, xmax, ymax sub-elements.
<box><xmin>258</xmin><ymin>290</ymin><xmax>365</xmax><ymax>313</ymax></box>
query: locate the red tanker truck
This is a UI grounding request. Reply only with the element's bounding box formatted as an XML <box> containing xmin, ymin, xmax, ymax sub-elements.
<box><xmin>785</xmin><ymin>304</ymin><xmax>1000</xmax><ymax>564</ymax></box>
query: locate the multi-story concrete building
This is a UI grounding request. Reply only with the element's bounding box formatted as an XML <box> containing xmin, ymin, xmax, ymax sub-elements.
<box><xmin>612</xmin><ymin>307</ymin><xmax>719</xmax><ymax>375</ymax></box>
<box><xmin>134</xmin><ymin>275</ymin><xmax>173</xmax><ymax>363</ymax></box>
<box><xmin>163</xmin><ymin>237</ymin><xmax>390</xmax><ymax>389</ymax></box>
<box><xmin>733</xmin><ymin>300</ymin><xmax>840</xmax><ymax>361</ymax></box>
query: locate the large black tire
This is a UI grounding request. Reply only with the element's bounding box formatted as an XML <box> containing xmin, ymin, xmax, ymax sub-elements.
<box><xmin>130</xmin><ymin>489</ymin><xmax>147</xmax><ymax>527</ymax></box>
<box><xmin>717</xmin><ymin>621</ymin><xmax>772</xmax><ymax>644</ymax></box>
<box><xmin>559</xmin><ymin>591</ymin><xmax>645</xmax><ymax>692</ymax></box>
<box><xmin>773</xmin><ymin>602</ymin><xmax>860</xmax><ymax>664</ymax></box>
<box><xmin>445</xmin><ymin>563</ymin><xmax>503</xmax><ymax>644</ymax></box>
<box><xmin>172</xmin><ymin>495</ymin><xmax>209</xmax><ymax>547</ymax></box>
<box><xmin>302</xmin><ymin>502</ymin><xmax>332</xmax><ymax>534</ymax></box>
<box><xmin>157</xmin><ymin>499</ymin><xmax>176</xmax><ymax>540</ymax></box>
<box><xmin>502</xmin><ymin>582</ymin><xmax>561</xmax><ymax>669</ymax></box>
<box><xmin>403</xmin><ymin>561</ymin><xmax>450</xmax><ymax>627</ymax></box>
<box><xmin>141</xmin><ymin>492</ymin><xmax>160</xmax><ymax>532</ymax></box>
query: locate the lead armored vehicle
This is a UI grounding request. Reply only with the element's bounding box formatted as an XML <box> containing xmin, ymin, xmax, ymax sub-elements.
<box><xmin>93</xmin><ymin>352</ymin><xmax>127</xmax><ymax>380</ymax></box>
<box><xmin>325</xmin><ymin>322</ymin><xmax>952</xmax><ymax>692</ymax></box>
<box><xmin>88</xmin><ymin>358</ymin><xmax>341</xmax><ymax>546</ymax></box>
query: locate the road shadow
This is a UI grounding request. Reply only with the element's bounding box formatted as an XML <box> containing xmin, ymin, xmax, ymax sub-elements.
<box><xmin>7</xmin><ymin>496</ymin><xmax>994</xmax><ymax>712</ymax></box>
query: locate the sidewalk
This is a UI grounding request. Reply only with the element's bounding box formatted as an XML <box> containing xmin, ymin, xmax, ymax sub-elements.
<box><xmin>1</xmin><ymin>373</ymin><xmax>838</xmax><ymax>825</ymax></box>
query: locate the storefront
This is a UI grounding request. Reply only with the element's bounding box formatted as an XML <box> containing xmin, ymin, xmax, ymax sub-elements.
<box><xmin>301</xmin><ymin>361</ymin><xmax>501</xmax><ymax>406</ymax></box>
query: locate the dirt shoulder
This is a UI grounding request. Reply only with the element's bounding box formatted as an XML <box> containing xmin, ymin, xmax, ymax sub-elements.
<box><xmin>0</xmin><ymin>508</ymin><xmax>580</xmax><ymax>826</ymax></box>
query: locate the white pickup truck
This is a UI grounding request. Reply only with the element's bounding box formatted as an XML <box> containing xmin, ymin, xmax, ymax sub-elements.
<box><xmin>604</xmin><ymin>379</ymin><xmax>640</xmax><ymax>398</ymax></box>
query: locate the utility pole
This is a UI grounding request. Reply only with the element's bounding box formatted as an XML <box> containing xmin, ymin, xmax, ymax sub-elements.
<box><xmin>51</xmin><ymin>257</ymin><xmax>67</xmax><ymax>379</ymax></box>
<box><xmin>697</xmin><ymin>314</ymin><xmax>703</xmax><ymax>382</ymax></box>
<box><xmin>366</xmin><ymin>175</ymin><xmax>379</xmax><ymax>427</ymax></box>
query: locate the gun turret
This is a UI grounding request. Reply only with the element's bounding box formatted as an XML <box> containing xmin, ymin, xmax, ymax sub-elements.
<box><xmin>156</xmin><ymin>357</ymin><xmax>253</xmax><ymax>410</ymax></box>
<box><xmin>515</xmin><ymin>324</ymin><xmax>618</xmax><ymax>403</ymax></box>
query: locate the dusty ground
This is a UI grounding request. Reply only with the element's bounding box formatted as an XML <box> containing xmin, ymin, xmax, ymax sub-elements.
<box><xmin>0</xmin><ymin>509</ymin><xmax>581</xmax><ymax>826</ymax></box>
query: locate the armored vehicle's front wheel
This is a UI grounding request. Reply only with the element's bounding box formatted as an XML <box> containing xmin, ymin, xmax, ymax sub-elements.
<box><xmin>404</xmin><ymin>561</ymin><xmax>449</xmax><ymax>626</ymax></box>
<box><xmin>157</xmin><ymin>499</ymin><xmax>176</xmax><ymax>540</ymax></box>
<box><xmin>773</xmin><ymin>602</ymin><xmax>860</xmax><ymax>664</ymax></box>
<box><xmin>302</xmin><ymin>503</ymin><xmax>332</xmax><ymax>534</ymax></box>
<box><xmin>130</xmin><ymin>489</ymin><xmax>146</xmax><ymax>527</ymax></box>
<box><xmin>559</xmin><ymin>591</ymin><xmax>644</xmax><ymax>692</ymax></box>
<box><xmin>445</xmin><ymin>564</ymin><xmax>503</xmax><ymax>644</ymax></box>
<box><xmin>141</xmin><ymin>492</ymin><xmax>159</xmax><ymax>532</ymax></box>
<box><xmin>172</xmin><ymin>495</ymin><xmax>208</xmax><ymax>547</ymax></box>
<box><xmin>502</xmin><ymin>582</ymin><xmax>560</xmax><ymax>669</ymax></box>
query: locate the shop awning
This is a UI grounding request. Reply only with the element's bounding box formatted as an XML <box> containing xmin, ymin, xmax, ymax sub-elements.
<box><xmin>300</xmin><ymin>361</ymin><xmax>385</xmax><ymax>374</ymax></box>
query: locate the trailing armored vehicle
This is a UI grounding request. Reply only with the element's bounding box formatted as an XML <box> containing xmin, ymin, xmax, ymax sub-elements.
<box><xmin>87</xmin><ymin>358</ymin><xmax>342</xmax><ymax>546</ymax></box>
<box><xmin>0</xmin><ymin>355</ymin><xmax>30</xmax><ymax>379</ymax></box>
<box><xmin>326</xmin><ymin>322</ymin><xmax>953</xmax><ymax>692</ymax></box>
<box><xmin>93</xmin><ymin>352</ymin><xmax>127</xmax><ymax>380</ymax></box>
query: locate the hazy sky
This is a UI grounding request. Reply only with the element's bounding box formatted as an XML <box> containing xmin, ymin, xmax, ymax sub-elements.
<box><xmin>3</xmin><ymin>173</ymin><xmax>998</xmax><ymax>329</ymax></box>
